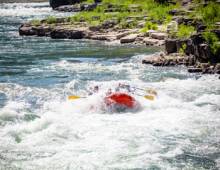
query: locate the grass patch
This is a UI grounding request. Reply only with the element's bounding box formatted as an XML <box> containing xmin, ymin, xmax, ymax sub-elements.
<box><xmin>72</xmin><ymin>0</ymin><xmax>177</xmax><ymax>28</ymax></box>
<box><xmin>140</xmin><ymin>21</ymin><xmax>158</xmax><ymax>33</ymax></box>
<box><xmin>46</xmin><ymin>16</ymin><xmax>57</xmax><ymax>24</ymax></box>
<box><xmin>31</xmin><ymin>19</ymin><xmax>41</xmax><ymax>26</ymax></box>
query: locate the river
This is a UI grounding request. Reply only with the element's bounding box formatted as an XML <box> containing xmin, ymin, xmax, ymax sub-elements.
<box><xmin>0</xmin><ymin>2</ymin><xmax>220</xmax><ymax>170</ymax></box>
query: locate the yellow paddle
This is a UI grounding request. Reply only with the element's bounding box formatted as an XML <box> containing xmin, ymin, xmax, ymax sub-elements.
<box><xmin>144</xmin><ymin>95</ymin><xmax>155</xmax><ymax>101</ymax></box>
<box><xmin>68</xmin><ymin>95</ymin><xmax>83</xmax><ymax>100</ymax></box>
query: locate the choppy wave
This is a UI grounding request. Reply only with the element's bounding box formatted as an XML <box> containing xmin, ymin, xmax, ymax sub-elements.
<box><xmin>1</xmin><ymin>57</ymin><xmax>220</xmax><ymax>169</ymax></box>
<box><xmin>0</xmin><ymin>2</ymin><xmax>71</xmax><ymax>18</ymax></box>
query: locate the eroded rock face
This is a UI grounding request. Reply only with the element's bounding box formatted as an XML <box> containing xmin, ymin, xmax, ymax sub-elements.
<box><xmin>165</xmin><ymin>39</ymin><xmax>177</xmax><ymax>54</ymax></box>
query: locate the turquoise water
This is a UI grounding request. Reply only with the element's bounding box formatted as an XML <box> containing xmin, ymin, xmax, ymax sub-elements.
<box><xmin>0</xmin><ymin>3</ymin><xmax>220</xmax><ymax>170</ymax></box>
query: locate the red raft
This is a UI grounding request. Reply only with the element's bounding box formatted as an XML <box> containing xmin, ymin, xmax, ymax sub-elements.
<box><xmin>104</xmin><ymin>93</ymin><xmax>138</xmax><ymax>112</ymax></box>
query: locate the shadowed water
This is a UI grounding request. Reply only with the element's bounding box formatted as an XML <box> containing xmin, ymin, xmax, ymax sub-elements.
<box><xmin>0</xmin><ymin>2</ymin><xmax>220</xmax><ymax>170</ymax></box>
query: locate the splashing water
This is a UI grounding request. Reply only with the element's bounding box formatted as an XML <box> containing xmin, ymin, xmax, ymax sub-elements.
<box><xmin>0</xmin><ymin>2</ymin><xmax>220</xmax><ymax>170</ymax></box>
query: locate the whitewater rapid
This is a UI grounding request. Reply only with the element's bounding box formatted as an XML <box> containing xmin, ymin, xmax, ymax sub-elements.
<box><xmin>0</xmin><ymin>2</ymin><xmax>220</xmax><ymax>170</ymax></box>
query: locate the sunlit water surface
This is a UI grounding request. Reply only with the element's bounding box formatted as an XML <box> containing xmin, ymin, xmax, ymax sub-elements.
<box><xmin>0</xmin><ymin>2</ymin><xmax>220</xmax><ymax>170</ymax></box>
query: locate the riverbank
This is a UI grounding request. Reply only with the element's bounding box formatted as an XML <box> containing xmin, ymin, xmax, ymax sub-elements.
<box><xmin>19</xmin><ymin>0</ymin><xmax>220</xmax><ymax>75</ymax></box>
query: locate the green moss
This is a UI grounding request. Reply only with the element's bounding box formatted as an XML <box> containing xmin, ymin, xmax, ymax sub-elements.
<box><xmin>203</xmin><ymin>32</ymin><xmax>220</xmax><ymax>55</ymax></box>
<box><xmin>176</xmin><ymin>24</ymin><xmax>196</xmax><ymax>39</ymax></box>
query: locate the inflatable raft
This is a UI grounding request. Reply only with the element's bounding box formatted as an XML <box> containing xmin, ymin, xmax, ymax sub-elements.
<box><xmin>104</xmin><ymin>93</ymin><xmax>139</xmax><ymax>112</ymax></box>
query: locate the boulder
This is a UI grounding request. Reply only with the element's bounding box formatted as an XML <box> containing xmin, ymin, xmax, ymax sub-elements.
<box><xmin>165</xmin><ymin>39</ymin><xmax>177</xmax><ymax>54</ymax></box>
<box><xmin>120</xmin><ymin>34</ymin><xmax>138</xmax><ymax>43</ymax></box>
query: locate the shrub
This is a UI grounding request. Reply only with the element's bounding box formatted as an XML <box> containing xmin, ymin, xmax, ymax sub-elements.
<box><xmin>176</xmin><ymin>24</ymin><xmax>196</xmax><ymax>39</ymax></box>
<box><xmin>203</xmin><ymin>32</ymin><xmax>220</xmax><ymax>55</ymax></box>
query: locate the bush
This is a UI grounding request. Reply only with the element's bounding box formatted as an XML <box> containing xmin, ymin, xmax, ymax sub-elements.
<box><xmin>176</xmin><ymin>24</ymin><xmax>195</xmax><ymax>39</ymax></box>
<box><xmin>203</xmin><ymin>32</ymin><xmax>220</xmax><ymax>55</ymax></box>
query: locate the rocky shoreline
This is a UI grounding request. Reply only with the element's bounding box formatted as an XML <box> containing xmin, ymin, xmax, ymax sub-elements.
<box><xmin>19</xmin><ymin>0</ymin><xmax>220</xmax><ymax>76</ymax></box>
<box><xmin>19</xmin><ymin>19</ymin><xmax>166</xmax><ymax>46</ymax></box>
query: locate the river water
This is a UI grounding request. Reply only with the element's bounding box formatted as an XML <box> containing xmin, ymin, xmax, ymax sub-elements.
<box><xmin>0</xmin><ymin>2</ymin><xmax>220</xmax><ymax>170</ymax></box>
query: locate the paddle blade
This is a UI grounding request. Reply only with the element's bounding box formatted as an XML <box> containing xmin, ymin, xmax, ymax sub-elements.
<box><xmin>68</xmin><ymin>95</ymin><xmax>81</xmax><ymax>100</ymax></box>
<box><xmin>144</xmin><ymin>95</ymin><xmax>154</xmax><ymax>101</ymax></box>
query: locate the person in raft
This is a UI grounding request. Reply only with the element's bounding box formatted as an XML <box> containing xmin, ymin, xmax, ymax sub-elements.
<box><xmin>88</xmin><ymin>85</ymin><xmax>99</xmax><ymax>95</ymax></box>
<box><xmin>115</xmin><ymin>83</ymin><xmax>134</xmax><ymax>93</ymax></box>
<box><xmin>88</xmin><ymin>83</ymin><xmax>133</xmax><ymax>96</ymax></box>
<box><xmin>107</xmin><ymin>83</ymin><xmax>134</xmax><ymax>96</ymax></box>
